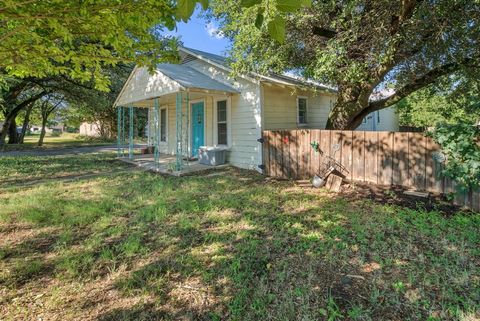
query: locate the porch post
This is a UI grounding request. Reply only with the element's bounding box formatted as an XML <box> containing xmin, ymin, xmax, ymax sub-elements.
<box><xmin>185</xmin><ymin>91</ymin><xmax>189</xmax><ymax>165</ymax></box>
<box><xmin>147</xmin><ymin>107</ymin><xmax>151</xmax><ymax>147</ymax></box>
<box><xmin>175</xmin><ymin>92</ymin><xmax>183</xmax><ymax>171</ymax></box>
<box><xmin>122</xmin><ymin>106</ymin><xmax>126</xmax><ymax>157</ymax></box>
<box><xmin>117</xmin><ymin>106</ymin><xmax>122</xmax><ymax>157</ymax></box>
<box><xmin>154</xmin><ymin>98</ymin><xmax>160</xmax><ymax>164</ymax></box>
<box><xmin>129</xmin><ymin>105</ymin><xmax>134</xmax><ymax>159</ymax></box>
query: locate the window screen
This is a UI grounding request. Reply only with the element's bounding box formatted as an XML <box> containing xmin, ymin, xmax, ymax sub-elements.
<box><xmin>160</xmin><ymin>108</ymin><xmax>166</xmax><ymax>142</ymax></box>
<box><xmin>217</xmin><ymin>100</ymin><xmax>227</xmax><ymax>145</ymax></box>
<box><xmin>298</xmin><ymin>98</ymin><xmax>307</xmax><ymax>124</ymax></box>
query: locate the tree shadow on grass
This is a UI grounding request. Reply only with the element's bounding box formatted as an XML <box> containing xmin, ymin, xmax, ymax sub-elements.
<box><xmin>0</xmin><ymin>167</ymin><xmax>478</xmax><ymax>320</ymax></box>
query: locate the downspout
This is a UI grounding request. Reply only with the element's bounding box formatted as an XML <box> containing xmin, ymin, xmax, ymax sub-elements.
<box><xmin>258</xmin><ymin>83</ymin><xmax>265</xmax><ymax>173</ymax></box>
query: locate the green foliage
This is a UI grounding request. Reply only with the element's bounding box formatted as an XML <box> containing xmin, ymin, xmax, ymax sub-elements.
<box><xmin>0</xmin><ymin>0</ymin><xmax>206</xmax><ymax>89</ymax></box>
<box><xmin>209</xmin><ymin>0</ymin><xmax>480</xmax><ymax>128</ymax></box>
<box><xmin>429</xmin><ymin>123</ymin><xmax>480</xmax><ymax>190</ymax></box>
<box><xmin>396</xmin><ymin>80</ymin><xmax>480</xmax><ymax>128</ymax></box>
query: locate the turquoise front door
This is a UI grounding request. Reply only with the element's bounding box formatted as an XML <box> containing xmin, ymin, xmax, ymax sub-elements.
<box><xmin>191</xmin><ymin>102</ymin><xmax>205</xmax><ymax>157</ymax></box>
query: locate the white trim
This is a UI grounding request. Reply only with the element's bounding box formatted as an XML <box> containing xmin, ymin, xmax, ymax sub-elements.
<box><xmin>189</xmin><ymin>98</ymin><xmax>206</xmax><ymax>156</ymax></box>
<box><xmin>213</xmin><ymin>96</ymin><xmax>231</xmax><ymax>148</ymax></box>
<box><xmin>113</xmin><ymin>66</ymin><xmax>137</xmax><ymax>107</ymax></box>
<box><xmin>159</xmin><ymin>106</ymin><xmax>168</xmax><ymax>145</ymax></box>
<box><xmin>297</xmin><ymin>96</ymin><xmax>308</xmax><ymax>127</ymax></box>
<box><xmin>113</xmin><ymin>67</ymin><xmax>186</xmax><ymax>108</ymax></box>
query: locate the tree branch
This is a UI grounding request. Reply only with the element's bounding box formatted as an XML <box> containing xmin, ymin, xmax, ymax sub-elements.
<box><xmin>370</xmin><ymin>60</ymin><xmax>473</xmax><ymax>110</ymax></box>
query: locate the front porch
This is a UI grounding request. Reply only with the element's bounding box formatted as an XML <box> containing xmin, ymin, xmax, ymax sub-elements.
<box><xmin>118</xmin><ymin>153</ymin><xmax>229</xmax><ymax>176</ymax></box>
<box><xmin>114</xmin><ymin>63</ymin><xmax>238</xmax><ymax>174</ymax></box>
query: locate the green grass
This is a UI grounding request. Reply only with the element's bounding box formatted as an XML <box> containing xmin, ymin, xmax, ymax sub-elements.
<box><xmin>0</xmin><ymin>154</ymin><xmax>478</xmax><ymax>320</ymax></box>
<box><xmin>0</xmin><ymin>153</ymin><xmax>129</xmax><ymax>187</ymax></box>
<box><xmin>1</xmin><ymin>132</ymin><xmax>114</xmax><ymax>151</ymax></box>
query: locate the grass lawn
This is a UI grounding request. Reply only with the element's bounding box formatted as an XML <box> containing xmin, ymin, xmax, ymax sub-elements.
<box><xmin>0</xmin><ymin>154</ymin><xmax>478</xmax><ymax>320</ymax></box>
<box><xmin>1</xmin><ymin>133</ymin><xmax>114</xmax><ymax>151</ymax></box>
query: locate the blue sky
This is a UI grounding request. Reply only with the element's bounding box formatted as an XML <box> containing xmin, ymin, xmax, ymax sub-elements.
<box><xmin>166</xmin><ymin>8</ymin><xmax>231</xmax><ymax>55</ymax></box>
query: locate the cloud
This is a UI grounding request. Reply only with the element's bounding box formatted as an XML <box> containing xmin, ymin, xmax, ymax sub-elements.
<box><xmin>205</xmin><ymin>22</ymin><xmax>224</xmax><ymax>39</ymax></box>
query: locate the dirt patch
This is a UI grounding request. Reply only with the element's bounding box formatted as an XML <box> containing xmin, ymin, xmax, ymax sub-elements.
<box><xmin>337</xmin><ymin>182</ymin><xmax>467</xmax><ymax>215</ymax></box>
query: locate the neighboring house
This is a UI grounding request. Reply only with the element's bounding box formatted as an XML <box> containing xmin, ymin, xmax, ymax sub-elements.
<box><xmin>49</xmin><ymin>123</ymin><xmax>65</xmax><ymax>133</ymax></box>
<box><xmin>356</xmin><ymin>106</ymin><xmax>400</xmax><ymax>131</ymax></box>
<box><xmin>114</xmin><ymin>47</ymin><xmax>398</xmax><ymax>170</ymax></box>
<box><xmin>80</xmin><ymin>122</ymin><xmax>102</xmax><ymax>137</ymax></box>
<box><xmin>30</xmin><ymin>125</ymin><xmax>42</xmax><ymax>134</ymax></box>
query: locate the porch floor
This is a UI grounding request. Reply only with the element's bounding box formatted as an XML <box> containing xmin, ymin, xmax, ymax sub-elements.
<box><xmin>118</xmin><ymin>154</ymin><xmax>229</xmax><ymax>176</ymax></box>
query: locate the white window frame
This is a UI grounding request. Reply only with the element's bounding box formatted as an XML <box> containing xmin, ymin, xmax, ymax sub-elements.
<box><xmin>297</xmin><ymin>96</ymin><xmax>308</xmax><ymax>126</ymax></box>
<box><xmin>159</xmin><ymin>106</ymin><xmax>168</xmax><ymax>144</ymax></box>
<box><xmin>213</xmin><ymin>97</ymin><xmax>231</xmax><ymax>147</ymax></box>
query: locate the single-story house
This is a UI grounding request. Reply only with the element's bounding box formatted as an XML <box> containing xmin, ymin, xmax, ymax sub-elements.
<box><xmin>356</xmin><ymin>106</ymin><xmax>399</xmax><ymax>131</ymax></box>
<box><xmin>114</xmin><ymin>47</ymin><xmax>399</xmax><ymax>170</ymax></box>
<box><xmin>80</xmin><ymin>121</ymin><xmax>102</xmax><ymax>137</ymax></box>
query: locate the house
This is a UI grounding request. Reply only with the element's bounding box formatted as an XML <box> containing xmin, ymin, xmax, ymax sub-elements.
<box><xmin>49</xmin><ymin>123</ymin><xmax>65</xmax><ymax>133</ymax></box>
<box><xmin>356</xmin><ymin>107</ymin><xmax>399</xmax><ymax>131</ymax></box>
<box><xmin>80</xmin><ymin>122</ymin><xmax>102</xmax><ymax>137</ymax></box>
<box><xmin>114</xmin><ymin>47</ymin><xmax>398</xmax><ymax>171</ymax></box>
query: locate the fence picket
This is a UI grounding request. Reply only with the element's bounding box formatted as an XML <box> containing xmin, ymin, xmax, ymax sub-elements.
<box><xmin>261</xmin><ymin>129</ymin><xmax>477</xmax><ymax>211</ymax></box>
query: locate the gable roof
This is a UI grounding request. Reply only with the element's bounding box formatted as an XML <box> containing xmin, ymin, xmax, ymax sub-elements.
<box><xmin>179</xmin><ymin>46</ymin><xmax>336</xmax><ymax>93</ymax></box>
<box><xmin>156</xmin><ymin>63</ymin><xmax>238</xmax><ymax>93</ymax></box>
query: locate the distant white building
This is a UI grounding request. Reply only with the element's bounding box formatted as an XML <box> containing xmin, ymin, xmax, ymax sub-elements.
<box><xmin>356</xmin><ymin>106</ymin><xmax>400</xmax><ymax>131</ymax></box>
<box><xmin>79</xmin><ymin>122</ymin><xmax>102</xmax><ymax>137</ymax></box>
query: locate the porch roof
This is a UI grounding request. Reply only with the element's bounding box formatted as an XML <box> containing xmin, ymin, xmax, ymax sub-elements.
<box><xmin>114</xmin><ymin>63</ymin><xmax>238</xmax><ymax>107</ymax></box>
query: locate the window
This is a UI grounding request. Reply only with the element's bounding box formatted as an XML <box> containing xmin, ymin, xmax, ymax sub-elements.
<box><xmin>216</xmin><ymin>100</ymin><xmax>228</xmax><ymax>145</ymax></box>
<box><xmin>297</xmin><ymin>97</ymin><xmax>307</xmax><ymax>125</ymax></box>
<box><xmin>160</xmin><ymin>108</ymin><xmax>167</xmax><ymax>142</ymax></box>
<box><xmin>377</xmin><ymin>110</ymin><xmax>381</xmax><ymax>123</ymax></box>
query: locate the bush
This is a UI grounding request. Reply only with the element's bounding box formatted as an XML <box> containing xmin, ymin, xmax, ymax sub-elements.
<box><xmin>429</xmin><ymin>123</ymin><xmax>480</xmax><ymax>191</ymax></box>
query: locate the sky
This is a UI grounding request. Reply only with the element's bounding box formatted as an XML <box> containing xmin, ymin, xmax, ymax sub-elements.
<box><xmin>166</xmin><ymin>7</ymin><xmax>231</xmax><ymax>56</ymax></box>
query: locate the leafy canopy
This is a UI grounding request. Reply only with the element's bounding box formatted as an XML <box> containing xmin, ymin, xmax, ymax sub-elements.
<box><xmin>0</xmin><ymin>0</ymin><xmax>209</xmax><ymax>90</ymax></box>
<box><xmin>396</xmin><ymin>76</ymin><xmax>480</xmax><ymax>127</ymax></box>
<box><xmin>209</xmin><ymin>0</ymin><xmax>480</xmax><ymax>129</ymax></box>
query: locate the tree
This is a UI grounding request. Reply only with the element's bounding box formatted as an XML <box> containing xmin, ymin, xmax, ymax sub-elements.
<box><xmin>37</xmin><ymin>96</ymin><xmax>63</xmax><ymax>146</ymax></box>
<box><xmin>0</xmin><ymin>0</ymin><xmax>211</xmax><ymax>89</ymax></box>
<box><xmin>64</xmin><ymin>64</ymin><xmax>134</xmax><ymax>139</ymax></box>
<box><xmin>18</xmin><ymin>101</ymin><xmax>34</xmax><ymax>143</ymax></box>
<box><xmin>210</xmin><ymin>0</ymin><xmax>480</xmax><ymax>129</ymax></box>
<box><xmin>0</xmin><ymin>76</ymin><xmax>49</xmax><ymax>145</ymax></box>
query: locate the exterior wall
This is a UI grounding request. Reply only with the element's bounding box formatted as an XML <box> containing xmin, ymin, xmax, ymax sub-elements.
<box><xmin>183</xmin><ymin>59</ymin><xmax>263</xmax><ymax>170</ymax></box>
<box><xmin>355</xmin><ymin>106</ymin><xmax>399</xmax><ymax>131</ymax></box>
<box><xmin>262</xmin><ymin>84</ymin><xmax>335</xmax><ymax>130</ymax></box>
<box><xmin>116</xmin><ymin>67</ymin><xmax>182</xmax><ymax>107</ymax></box>
<box><xmin>79</xmin><ymin>122</ymin><xmax>101</xmax><ymax>137</ymax></box>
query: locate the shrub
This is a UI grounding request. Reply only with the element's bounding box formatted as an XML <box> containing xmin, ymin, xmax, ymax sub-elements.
<box><xmin>429</xmin><ymin>123</ymin><xmax>480</xmax><ymax>191</ymax></box>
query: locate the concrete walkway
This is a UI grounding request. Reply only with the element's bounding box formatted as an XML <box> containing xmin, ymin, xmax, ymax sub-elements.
<box><xmin>0</xmin><ymin>144</ymin><xmax>146</xmax><ymax>157</ymax></box>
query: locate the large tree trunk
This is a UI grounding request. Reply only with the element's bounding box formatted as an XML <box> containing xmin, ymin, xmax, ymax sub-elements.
<box><xmin>0</xmin><ymin>110</ymin><xmax>20</xmax><ymax>146</ymax></box>
<box><xmin>19</xmin><ymin>104</ymin><xmax>34</xmax><ymax>143</ymax></box>
<box><xmin>325</xmin><ymin>86</ymin><xmax>371</xmax><ymax>130</ymax></box>
<box><xmin>0</xmin><ymin>90</ymin><xmax>47</xmax><ymax>146</ymax></box>
<box><xmin>0</xmin><ymin>119</ymin><xmax>10</xmax><ymax>147</ymax></box>
<box><xmin>7</xmin><ymin>119</ymin><xmax>19</xmax><ymax>144</ymax></box>
<box><xmin>38</xmin><ymin>118</ymin><xmax>48</xmax><ymax>146</ymax></box>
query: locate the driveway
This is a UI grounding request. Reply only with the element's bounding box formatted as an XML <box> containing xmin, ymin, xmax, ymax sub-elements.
<box><xmin>0</xmin><ymin>144</ymin><xmax>146</xmax><ymax>157</ymax></box>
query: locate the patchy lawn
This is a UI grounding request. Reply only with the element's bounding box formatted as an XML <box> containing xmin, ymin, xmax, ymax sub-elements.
<box><xmin>0</xmin><ymin>153</ymin><xmax>130</xmax><ymax>188</ymax></box>
<box><xmin>1</xmin><ymin>133</ymin><xmax>114</xmax><ymax>152</ymax></box>
<box><xmin>0</xmin><ymin>154</ymin><xmax>478</xmax><ymax>321</ymax></box>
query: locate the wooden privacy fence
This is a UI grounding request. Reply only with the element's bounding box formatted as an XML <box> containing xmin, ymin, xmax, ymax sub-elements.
<box><xmin>262</xmin><ymin>129</ymin><xmax>480</xmax><ymax>211</ymax></box>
